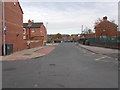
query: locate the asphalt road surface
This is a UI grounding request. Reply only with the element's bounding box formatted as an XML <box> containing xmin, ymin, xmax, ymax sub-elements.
<box><xmin>2</xmin><ymin>43</ymin><xmax>118</xmax><ymax>88</ymax></box>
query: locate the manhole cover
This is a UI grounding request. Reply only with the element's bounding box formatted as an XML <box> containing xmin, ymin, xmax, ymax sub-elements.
<box><xmin>49</xmin><ymin>64</ymin><xmax>56</xmax><ymax>66</ymax></box>
<box><xmin>24</xmin><ymin>54</ymin><xmax>31</xmax><ymax>56</ymax></box>
<box><xmin>3</xmin><ymin>67</ymin><xmax>16</xmax><ymax>71</ymax></box>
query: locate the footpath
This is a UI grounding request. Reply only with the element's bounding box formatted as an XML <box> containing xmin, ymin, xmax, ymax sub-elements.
<box><xmin>1</xmin><ymin>43</ymin><xmax>59</xmax><ymax>61</ymax></box>
<box><xmin>78</xmin><ymin>44</ymin><xmax>119</xmax><ymax>59</ymax></box>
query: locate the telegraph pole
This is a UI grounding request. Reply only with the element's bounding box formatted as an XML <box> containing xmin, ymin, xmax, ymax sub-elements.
<box><xmin>81</xmin><ymin>25</ymin><xmax>83</xmax><ymax>34</ymax></box>
<box><xmin>2</xmin><ymin>0</ymin><xmax>6</xmax><ymax>56</ymax></box>
<box><xmin>45</xmin><ymin>22</ymin><xmax>48</xmax><ymax>41</ymax></box>
<box><xmin>46</xmin><ymin>22</ymin><xmax>48</xmax><ymax>30</ymax></box>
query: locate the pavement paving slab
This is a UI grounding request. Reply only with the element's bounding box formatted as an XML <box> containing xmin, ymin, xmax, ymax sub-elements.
<box><xmin>78</xmin><ymin>44</ymin><xmax>119</xmax><ymax>58</ymax></box>
<box><xmin>1</xmin><ymin>44</ymin><xmax>59</xmax><ymax>61</ymax></box>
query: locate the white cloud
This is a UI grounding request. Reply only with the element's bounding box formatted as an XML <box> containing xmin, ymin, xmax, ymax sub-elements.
<box><xmin>19</xmin><ymin>0</ymin><xmax>119</xmax><ymax>2</ymax></box>
<box><xmin>20</xmin><ymin>2</ymin><xmax>118</xmax><ymax>34</ymax></box>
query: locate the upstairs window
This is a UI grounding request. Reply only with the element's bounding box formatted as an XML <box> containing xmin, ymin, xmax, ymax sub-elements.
<box><xmin>40</xmin><ymin>31</ymin><xmax>43</xmax><ymax>33</ymax></box>
<box><xmin>14</xmin><ymin>2</ymin><xmax>16</xmax><ymax>6</ymax></box>
<box><xmin>23</xmin><ymin>28</ymin><xmax>26</xmax><ymax>34</ymax></box>
<box><xmin>31</xmin><ymin>29</ymin><xmax>35</xmax><ymax>33</ymax></box>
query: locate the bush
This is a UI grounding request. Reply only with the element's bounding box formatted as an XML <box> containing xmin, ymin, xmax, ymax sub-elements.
<box><xmin>46</xmin><ymin>41</ymin><xmax>53</xmax><ymax>43</ymax></box>
<box><xmin>54</xmin><ymin>40</ymin><xmax>61</xmax><ymax>43</ymax></box>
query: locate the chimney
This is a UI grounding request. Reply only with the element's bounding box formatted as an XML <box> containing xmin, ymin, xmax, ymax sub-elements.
<box><xmin>103</xmin><ymin>16</ymin><xmax>107</xmax><ymax>20</ymax></box>
<box><xmin>28</xmin><ymin>19</ymin><xmax>32</xmax><ymax>25</ymax></box>
<box><xmin>31</xmin><ymin>20</ymin><xmax>34</xmax><ymax>24</ymax></box>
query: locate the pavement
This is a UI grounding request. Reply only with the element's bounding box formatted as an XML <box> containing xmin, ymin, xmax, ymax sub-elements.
<box><xmin>1</xmin><ymin>43</ymin><xmax>59</xmax><ymax>61</ymax></box>
<box><xmin>2</xmin><ymin>43</ymin><xmax>118</xmax><ymax>88</ymax></box>
<box><xmin>77</xmin><ymin>44</ymin><xmax>119</xmax><ymax>59</ymax></box>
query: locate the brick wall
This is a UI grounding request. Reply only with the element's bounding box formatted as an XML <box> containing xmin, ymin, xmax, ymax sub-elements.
<box><xmin>26</xmin><ymin>24</ymin><xmax>47</xmax><ymax>42</ymax></box>
<box><xmin>85</xmin><ymin>33</ymin><xmax>95</xmax><ymax>38</ymax></box>
<box><xmin>30</xmin><ymin>41</ymin><xmax>43</xmax><ymax>48</ymax></box>
<box><xmin>24</xmin><ymin>22</ymin><xmax>47</xmax><ymax>48</ymax></box>
<box><xmin>4</xmin><ymin>2</ymin><xmax>27</xmax><ymax>52</ymax></box>
<box><xmin>95</xmin><ymin>20</ymin><xmax>117</xmax><ymax>38</ymax></box>
<box><xmin>40</xmin><ymin>24</ymin><xmax>47</xmax><ymax>42</ymax></box>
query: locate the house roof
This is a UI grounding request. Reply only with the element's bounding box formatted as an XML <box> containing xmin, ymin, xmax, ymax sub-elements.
<box><xmin>109</xmin><ymin>22</ymin><xmax>118</xmax><ymax>27</ymax></box>
<box><xmin>95</xmin><ymin>20</ymin><xmax>118</xmax><ymax>28</ymax></box>
<box><xmin>23</xmin><ymin>22</ymin><xmax>43</xmax><ymax>28</ymax></box>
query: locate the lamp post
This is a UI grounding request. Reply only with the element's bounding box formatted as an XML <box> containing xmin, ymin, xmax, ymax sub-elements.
<box><xmin>46</xmin><ymin>22</ymin><xmax>48</xmax><ymax>29</ymax></box>
<box><xmin>2</xmin><ymin>0</ymin><xmax>6</xmax><ymax>56</ymax></box>
<box><xmin>28</xmin><ymin>27</ymin><xmax>31</xmax><ymax>39</ymax></box>
<box><xmin>27</xmin><ymin>25</ymin><xmax>31</xmax><ymax>49</ymax></box>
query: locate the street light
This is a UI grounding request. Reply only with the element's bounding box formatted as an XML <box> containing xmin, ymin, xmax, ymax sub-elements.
<box><xmin>27</xmin><ymin>25</ymin><xmax>32</xmax><ymax>49</ymax></box>
<box><xmin>46</xmin><ymin>22</ymin><xmax>48</xmax><ymax>29</ymax></box>
<box><xmin>2</xmin><ymin>0</ymin><xmax>6</xmax><ymax>56</ymax></box>
<box><xmin>27</xmin><ymin>24</ymin><xmax>32</xmax><ymax>39</ymax></box>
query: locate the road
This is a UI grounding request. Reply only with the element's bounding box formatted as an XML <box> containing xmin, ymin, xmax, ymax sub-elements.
<box><xmin>2</xmin><ymin>43</ymin><xmax>118</xmax><ymax>88</ymax></box>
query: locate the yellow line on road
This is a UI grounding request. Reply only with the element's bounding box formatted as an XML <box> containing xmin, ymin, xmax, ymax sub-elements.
<box><xmin>95</xmin><ymin>56</ymin><xmax>108</xmax><ymax>61</ymax></box>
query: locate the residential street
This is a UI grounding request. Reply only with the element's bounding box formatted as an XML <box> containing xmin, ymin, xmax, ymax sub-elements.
<box><xmin>2</xmin><ymin>43</ymin><xmax>118</xmax><ymax>88</ymax></box>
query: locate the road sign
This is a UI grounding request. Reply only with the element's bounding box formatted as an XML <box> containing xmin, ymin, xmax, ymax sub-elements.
<box><xmin>3</xmin><ymin>26</ymin><xmax>6</xmax><ymax>30</ymax></box>
<box><xmin>3</xmin><ymin>26</ymin><xmax>6</xmax><ymax>29</ymax></box>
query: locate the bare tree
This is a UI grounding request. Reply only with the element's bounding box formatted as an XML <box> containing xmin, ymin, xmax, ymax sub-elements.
<box><xmin>94</xmin><ymin>18</ymin><xmax>103</xmax><ymax>26</ymax></box>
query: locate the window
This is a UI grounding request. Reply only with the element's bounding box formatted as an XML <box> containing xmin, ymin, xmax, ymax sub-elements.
<box><xmin>14</xmin><ymin>2</ymin><xmax>16</xmax><ymax>6</ymax></box>
<box><xmin>23</xmin><ymin>36</ymin><xmax>26</xmax><ymax>39</ymax></box>
<box><xmin>31</xmin><ymin>29</ymin><xmax>35</xmax><ymax>33</ymax></box>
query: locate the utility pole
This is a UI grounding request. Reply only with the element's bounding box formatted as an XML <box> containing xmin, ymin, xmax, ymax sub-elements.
<box><xmin>45</xmin><ymin>22</ymin><xmax>48</xmax><ymax>42</ymax></box>
<box><xmin>2</xmin><ymin>0</ymin><xmax>6</xmax><ymax>56</ymax></box>
<box><xmin>81</xmin><ymin>25</ymin><xmax>83</xmax><ymax>34</ymax></box>
<box><xmin>46</xmin><ymin>22</ymin><xmax>48</xmax><ymax>30</ymax></box>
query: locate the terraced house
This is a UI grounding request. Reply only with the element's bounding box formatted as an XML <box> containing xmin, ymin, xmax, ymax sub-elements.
<box><xmin>1</xmin><ymin>1</ymin><xmax>27</xmax><ymax>55</ymax></box>
<box><xmin>23</xmin><ymin>20</ymin><xmax>47</xmax><ymax>49</ymax></box>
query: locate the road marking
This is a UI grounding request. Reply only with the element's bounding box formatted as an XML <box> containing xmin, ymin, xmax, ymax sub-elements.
<box><xmin>95</xmin><ymin>55</ymin><xmax>118</xmax><ymax>63</ymax></box>
<box><xmin>95</xmin><ymin>56</ymin><xmax>108</xmax><ymax>61</ymax></box>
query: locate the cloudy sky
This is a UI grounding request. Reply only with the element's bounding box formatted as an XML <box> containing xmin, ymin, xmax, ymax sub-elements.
<box><xmin>19</xmin><ymin>1</ymin><xmax>118</xmax><ymax>34</ymax></box>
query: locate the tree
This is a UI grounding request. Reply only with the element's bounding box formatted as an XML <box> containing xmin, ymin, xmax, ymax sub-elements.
<box><xmin>88</xmin><ymin>29</ymin><xmax>92</xmax><ymax>34</ymax></box>
<box><xmin>94</xmin><ymin>18</ymin><xmax>103</xmax><ymax>26</ymax></box>
<box><xmin>55</xmin><ymin>33</ymin><xmax>62</xmax><ymax>39</ymax></box>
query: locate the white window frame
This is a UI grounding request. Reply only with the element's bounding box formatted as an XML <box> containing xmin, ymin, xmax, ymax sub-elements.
<box><xmin>31</xmin><ymin>29</ymin><xmax>35</xmax><ymax>33</ymax></box>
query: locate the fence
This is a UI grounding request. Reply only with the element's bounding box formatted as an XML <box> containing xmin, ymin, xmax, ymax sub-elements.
<box><xmin>79</xmin><ymin>36</ymin><xmax>120</xmax><ymax>49</ymax></box>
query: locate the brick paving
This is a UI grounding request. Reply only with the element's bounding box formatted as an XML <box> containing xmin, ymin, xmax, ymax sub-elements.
<box><xmin>35</xmin><ymin>47</ymin><xmax>55</xmax><ymax>55</ymax></box>
<box><xmin>1</xmin><ymin>44</ymin><xmax>59</xmax><ymax>61</ymax></box>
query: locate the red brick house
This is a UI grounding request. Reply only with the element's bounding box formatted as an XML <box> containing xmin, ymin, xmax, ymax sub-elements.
<box><xmin>1</xmin><ymin>1</ymin><xmax>27</xmax><ymax>55</ymax></box>
<box><xmin>23</xmin><ymin>20</ymin><xmax>47</xmax><ymax>48</ymax></box>
<box><xmin>94</xmin><ymin>16</ymin><xmax>118</xmax><ymax>38</ymax></box>
<box><xmin>84</xmin><ymin>33</ymin><xmax>95</xmax><ymax>38</ymax></box>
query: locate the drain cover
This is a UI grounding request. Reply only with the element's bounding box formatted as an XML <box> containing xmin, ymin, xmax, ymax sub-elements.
<box><xmin>24</xmin><ymin>54</ymin><xmax>31</xmax><ymax>56</ymax></box>
<box><xmin>49</xmin><ymin>64</ymin><xmax>56</xmax><ymax>66</ymax></box>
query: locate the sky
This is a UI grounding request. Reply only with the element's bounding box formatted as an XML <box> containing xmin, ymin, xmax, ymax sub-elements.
<box><xmin>19</xmin><ymin>1</ymin><xmax>118</xmax><ymax>34</ymax></box>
